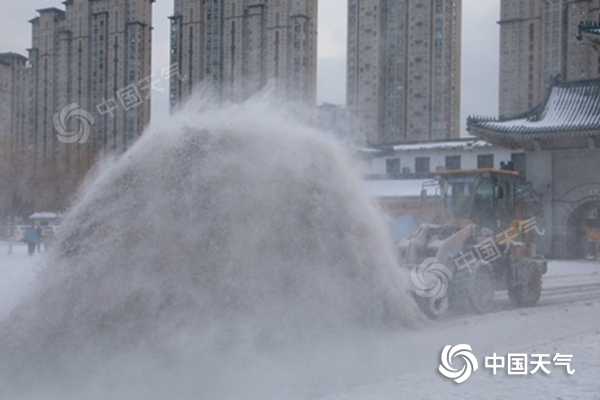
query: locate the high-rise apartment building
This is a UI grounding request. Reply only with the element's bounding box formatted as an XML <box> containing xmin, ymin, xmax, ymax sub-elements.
<box><xmin>499</xmin><ymin>0</ymin><xmax>600</xmax><ymax>117</ymax></box>
<box><xmin>169</xmin><ymin>0</ymin><xmax>318</xmax><ymax>108</ymax></box>
<box><xmin>28</xmin><ymin>0</ymin><xmax>153</xmax><ymax>161</ymax></box>
<box><xmin>0</xmin><ymin>53</ymin><xmax>28</xmax><ymax>152</ymax></box>
<box><xmin>347</xmin><ymin>0</ymin><xmax>462</xmax><ymax>145</ymax></box>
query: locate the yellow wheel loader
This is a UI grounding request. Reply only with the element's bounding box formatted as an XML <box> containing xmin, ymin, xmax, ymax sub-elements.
<box><xmin>397</xmin><ymin>168</ymin><xmax>547</xmax><ymax>318</ymax></box>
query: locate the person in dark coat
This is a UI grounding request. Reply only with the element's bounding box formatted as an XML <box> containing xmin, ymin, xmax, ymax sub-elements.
<box><xmin>26</xmin><ymin>226</ymin><xmax>39</xmax><ymax>256</ymax></box>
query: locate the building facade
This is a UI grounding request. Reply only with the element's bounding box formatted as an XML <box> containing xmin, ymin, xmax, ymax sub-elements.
<box><xmin>346</xmin><ymin>0</ymin><xmax>462</xmax><ymax>145</ymax></box>
<box><xmin>0</xmin><ymin>53</ymin><xmax>28</xmax><ymax>152</ymax></box>
<box><xmin>28</xmin><ymin>0</ymin><xmax>153</xmax><ymax>162</ymax></box>
<box><xmin>365</xmin><ymin>139</ymin><xmax>521</xmax><ymax>178</ymax></box>
<box><xmin>499</xmin><ymin>0</ymin><xmax>600</xmax><ymax>117</ymax></box>
<box><xmin>169</xmin><ymin>0</ymin><xmax>318</xmax><ymax>108</ymax></box>
<box><xmin>317</xmin><ymin>103</ymin><xmax>351</xmax><ymax>140</ymax></box>
<box><xmin>361</xmin><ymin>138</ymin><xmax>522</xmax><ymax>242</ymax></box>
<box><xmin>470</xmin><ymin>78</ymin><xmax>600</xmax><ymax>259</ymax></box>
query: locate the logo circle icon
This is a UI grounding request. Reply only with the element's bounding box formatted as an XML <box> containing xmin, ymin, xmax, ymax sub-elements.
<box><xmin>53</xmin><ymin>103</ymin><xmax>94</xmax><ymax>144</ymax></box>
<box><xmin>439</xmin><ymin>344</ymin><xmax>479</xmax><ymax>383</ymax></box>
<box><xmin>411</xmin><ymin>257</ymin><xmax>452</xmax><ymax>299</ymax></box>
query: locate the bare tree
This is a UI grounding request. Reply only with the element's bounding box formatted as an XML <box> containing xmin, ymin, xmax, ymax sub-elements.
<box><xmin>0</xmin><ymin>137</ymin><xmax>33</xmax><ymax>253</ymax></box>
<box><xmin>0</xmin><ymin>138</ymin><xmax>96</xmax><ymax>253</ymax></box>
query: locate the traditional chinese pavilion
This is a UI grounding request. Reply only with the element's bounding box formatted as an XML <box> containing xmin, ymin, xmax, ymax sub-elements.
<box><xmin>468</xmin><ymin>78</ymin><xmax>600</xmax><ymax>259</ymax></box>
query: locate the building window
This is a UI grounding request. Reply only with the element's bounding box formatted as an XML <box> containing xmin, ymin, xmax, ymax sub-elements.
<box><xmin>477</xmin><ymin>154</ymin><xmax>494</xmax><ymax>169</ymax></box>
<box><xmin>415</xmin><ymin>157</ymin><xmax>430</xmax><ymax>173</ymax></box>
<box><xmin>445</xmin><ymin>155</ymin><xmax>461</xmax><ymax>170</ymax></box>
<box><xmin>386</xmin><ymin>158</ymin><xmax>401</xmax><ymax>174</ymax></box>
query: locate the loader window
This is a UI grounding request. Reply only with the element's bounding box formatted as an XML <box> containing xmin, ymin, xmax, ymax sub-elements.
<box><xmin>470</xmin><ymin>177</ymin><xmax>495</xmax><ymax>228</ymax></box>
<box><xmin>450</xmin><ymin>183</ymin><xmax>473</xmax><ymax>219</ymax></box>
<box><xmin>446</xmin><ymin>175</ymin><xmax>517</xmax><ymax>230</ymax></box>
<box><xmin>496</xmin><ymin>177</ymin><xmax>516</xmax><ymax>230</ymax></box>
<box><xmin>447</xmin><ymin>176</ymin><xmax>477</xmax><ymax>219</ymax></box>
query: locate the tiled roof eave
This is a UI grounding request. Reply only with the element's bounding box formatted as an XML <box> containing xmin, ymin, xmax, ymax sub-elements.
<box><xmin>469</xmin><ymin>125</ymin><xmax>600</xmax><ymax>140</ymax></box>
<box><xmin>469</xmin><ymin>76</ymin><xmax>600</xmax><ymax>141</ymax></box>
<box><xmin>378</xmin><ymin>195</ymin><xmax>441</xmax><ymax>200</ymax></box>
<box><xmin>579</xmin><ymin>21</ymin><xmax>600</xmax><ymax>36</ymax></box>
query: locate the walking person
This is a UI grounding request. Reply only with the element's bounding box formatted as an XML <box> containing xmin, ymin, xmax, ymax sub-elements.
<box><xmin>26</xmin><ymin>226</ymin><xmax>39</xmax><ymax>256</ymax></box>
<box><xmin>36</xmin><ymin>226</ymin><xmax>43</xmax><ymax>253</ymax></box>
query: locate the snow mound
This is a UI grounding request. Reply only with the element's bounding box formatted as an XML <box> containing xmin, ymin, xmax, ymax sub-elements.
<box><xmin>0</xmin><ymin>96</ymin><xmax>419</xmax><ymax>397</ymax></box>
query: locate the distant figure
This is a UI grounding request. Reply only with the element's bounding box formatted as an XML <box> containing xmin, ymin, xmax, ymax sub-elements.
<box><xmin>44</xmin><ymin>228</ymin><xmax>55</xmax><ymax>250</ymax></box>
<box><xmin>26</xmin><ymin>226</ymin><xmax>39</xmax><ymax>256</ymax></box>
<box><xmin>36</xmin><ymin>226</ymin><xmax>43</xmax><ymax>253</ymax></box>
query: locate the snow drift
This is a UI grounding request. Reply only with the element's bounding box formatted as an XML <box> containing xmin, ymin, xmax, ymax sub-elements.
<box><xmin>0</xmin><ymin>95</ymin><xmax>419</xmax><ymax>398</ymax></box>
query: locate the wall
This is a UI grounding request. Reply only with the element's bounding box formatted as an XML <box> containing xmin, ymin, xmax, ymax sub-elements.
<box><xmin>370</xmin><ymin>144</ymin><xmax>518</xmax><ymax>175</ymax></box>
<box><xmin>525</xmin><ymin>150</ymin><xmax>553</xmax><ymax>256</ymax></box>
<box><xmin>550</xmin><ymin>149</ymin><xmax>600</xmax><ymax>258</ymax></box>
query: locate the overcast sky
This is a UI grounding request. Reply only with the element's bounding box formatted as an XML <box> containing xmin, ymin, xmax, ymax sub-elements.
<box><xmin>0</xmin><ymin>0</ymin><xmax>499</xmax><ymax>136</ymax></box>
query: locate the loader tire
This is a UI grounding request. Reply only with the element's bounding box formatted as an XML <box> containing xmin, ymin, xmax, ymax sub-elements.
<box><xmin>508</xmin><ymin>261</ymin><xmax>542</xmax><ymax>307</ymax></box>
<box><xmin>413</xmin><ymin>292</ymin><xmax>449</xmax><ymax>319</ymax></box>
<box><xmin>450</xmin><ymin>264</ymin><xmax>495</xmax><ymax>314</ymax></box>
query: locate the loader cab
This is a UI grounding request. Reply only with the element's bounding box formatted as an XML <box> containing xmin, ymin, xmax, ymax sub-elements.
<box><xmin>437</xmin><ymin>169</ymin><xmax>520</xmax><ymax>232</ymax></box>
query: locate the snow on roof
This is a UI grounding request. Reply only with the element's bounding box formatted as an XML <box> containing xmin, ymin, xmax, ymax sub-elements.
<box><xmin>363</xmin><ymin>179</ymin><xmax>439</xmax><ymax>199</ymax></box>
<box><xmin>0</xmin><ymin>53</ymin><xmax>27</xmax><ymax>63</ymax></box>
<box><xmin>391</xmin><ymin>139</ymin><xmax>491</xmax><ymax>152</ymax></box>
<box><xmin>468</xmin><ymin>79</ymin><xmax>600</xmax><ymax>136</ymax></box>
<box><xmin>29</xmin><ymin>212</ymin><xmax>59</xmax><ymax>220</ymax></box>
<box><xmin>356</xmin><ymin>139</ymin><xmax>493</xmax><ymax>157</ymax></box>
<box><xmin>579</xmin><ymin>21</ymin><xmax>600</xmax><ymax>36</ymax></box>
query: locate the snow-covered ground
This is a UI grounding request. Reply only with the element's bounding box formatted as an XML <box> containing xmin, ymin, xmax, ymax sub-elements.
<box><xmin>308</xmin><ymin>259</ymin><xmax>600</xmax><ymax>399</ymax></box>
<box><xmin>0</xmin><ymin>242</ymin><xmax>41</xmax><ymax>321</ymax></box>
<box><xmin>0</xmin><ymin>243</ymin><xmax>598</xmax><ymax>399</ymax></box>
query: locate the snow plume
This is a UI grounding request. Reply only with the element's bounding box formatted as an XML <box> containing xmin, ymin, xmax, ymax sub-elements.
<box><xmin>0</xmin><ymin>92</ymin><xmax>420</xmax><ymax>399</ymax></box>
